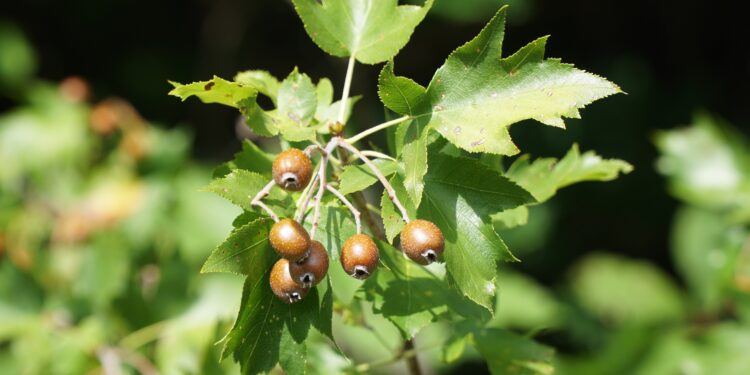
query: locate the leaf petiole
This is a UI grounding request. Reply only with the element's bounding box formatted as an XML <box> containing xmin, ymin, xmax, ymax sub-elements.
<box><xmin>345</xmin><ymin>115</ymin><xmax>410</xmax><ymax>144</ymax></box>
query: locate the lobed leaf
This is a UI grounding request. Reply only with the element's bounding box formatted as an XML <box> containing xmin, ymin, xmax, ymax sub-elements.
<box><xmin>417</xmin><ymin>152</ymin><xmax>534</xmax><ymax>310</ymax></box>
<box><xmin>292</xmin><ymin>0</ymin><xmax>433</xmax><ymax>64</ymax></box>
<box><xmin>168</xmin><ymin>76</ymin><xmax>257</xmax><ymax>108</ymax></box>
<box><xmin>506</xmin><ymin>144</ymin><xmax>633</xmax><ymax>202</ymax></box>
<box><xmin>378</xmin><ymin>7</ymin><xmax>621</xmax><ymax>204</ymax></box>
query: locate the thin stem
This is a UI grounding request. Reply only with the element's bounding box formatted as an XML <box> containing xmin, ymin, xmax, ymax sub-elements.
<box><xmin>250</xmin><ymin>180</ymin><xmax>279</xmax><ymax>222</ymax></box>
<box><xmin>295</xmin><ymin>173</ymin><xmax>320</xmax><ymax>222</ymax></box>
<box><xmin>338</xmin><ymin>140</ymin><xmax>410</xmax><ymax>224</ymax></box>
<box><xmin>119</xmin><ymin>320</ymin><xmax>169</xmax><ymax>350</ymax></box>
<box><xmin>309</xmin><ymin>138</ymin><xmax>339</xmax><ymax>238</ymax></box>
<box><xmin>360</xmin><ymin>150</ymin><xmax>397</xmax><ymax>161</ymax></box>
<box><xmin>353</xmin><ymin>340</ymin><xmax>440</xmax><ymax>373</ymax></box>
<box><xmin>345</xmin><ymin>115</ymin><xmax>410</xmax><ymax>144</ymax></box>
<box><xmin>303</xmin><ymin>143</ymin><xmax>323</xmax><ymax>157</ymax></box>
<box><xmin>337</xmin><ymin>55</ymin><xmax>356</xmax><ymax>124</ymax></box>
<box><xmin>403</xmin><ymin>338</ymin><xmax>422</xmax><ymax>375</ymax></box>
<box><xmin>327</xmin><ymin>185</ymin><xmax>361</xmax><ymax>234</ymax></box>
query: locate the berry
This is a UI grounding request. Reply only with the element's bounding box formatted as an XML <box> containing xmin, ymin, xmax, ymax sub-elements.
<box><xmin>400</xmin><ymin>219</ymin><xmax>444</xmax><ymax>265</ymax></box>
<box><xmin>341</xmin><ymin>234</ymin><xmax>379</xmax><ymax>279</ymax></box>
<box><xmin>289</xmin><ymin>240</ymin><xmax>329</xmax><ymax>288</ymax></box>
<box><xmin>272</xmin><ymin>148</ymin><xmax>313</xmax><ymax>191</ymax></box>
<box><xmin>270</xmin><ymin>258</ymin><xmax>308</xmax><ymax>303</ymax></box>
<box><xmin>270</xmin><ymin>219</ymin><xmax>311</xmax><ymax>262</ymax></box>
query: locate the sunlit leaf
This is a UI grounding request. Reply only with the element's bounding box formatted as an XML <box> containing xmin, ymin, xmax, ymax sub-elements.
<box><xmin>292</xmin><ymin>0</ymin><xmax>433</xmax><ymax>64</ymax></box>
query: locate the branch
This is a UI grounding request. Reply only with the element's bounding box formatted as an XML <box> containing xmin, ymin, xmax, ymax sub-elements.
<box><xmin>295</xmin><ymin>172</ymin><xmax>320</xmax><ymax>222</ymax></box>
<box><xmin>327</xmin><ymin>185</ymin><xmax>361</xmax><ymax>234</ymax></box>
<box><xmin>338</xmin><ymin>140</ymin><xmax>410</xmax><ymax>224</ymax></box>
<box><xmin>250</xmin><ymin>180</ymin><xmax>279</xmax><ymax>222</ymax></box>
<box><xmin>309</xmin><ymin>138</ymin><xmax>340</xmax><ymax>238</ymax></box>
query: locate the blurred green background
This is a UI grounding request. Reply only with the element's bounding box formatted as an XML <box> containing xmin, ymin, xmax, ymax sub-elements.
<box><xmin>1</xmin><ymin>0</ymin><xmax>749</xmax><ymax>374</ymax></box>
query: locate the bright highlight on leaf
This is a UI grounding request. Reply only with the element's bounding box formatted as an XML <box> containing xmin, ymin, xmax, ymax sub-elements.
<box><xmin>379</xmin><ymin>6</ymin><xmax>620</xmax><ymax>154</ymax></box>
<box><xmin>292</xmin><ymin>0</ymin><xmax>433</xmax><ymax>64</ymax></box>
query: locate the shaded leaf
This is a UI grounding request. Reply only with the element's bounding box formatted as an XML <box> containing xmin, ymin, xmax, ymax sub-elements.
<box><xmin>571</xmin><ymin>253</ymin><xmax>685</xmax><ymax>325</ymax></box>
<box><xmin>418</xmin><ymin>152</ymin><xmax>534</xmax><ymax>309</ymax></box>
<box><xmin>473</xmin><ymin>328</ymin><xmax>555</xmax><ymax>375</ymax></box>
<box><xmin>380</xmin><ymin>173</ymin><xmax>416</xmax><ymax>243</ymax></box>
<box><xmin>201</xmin><ymin>218</ymin><xmax>273</xmax><ymax>275</ymax></box>
<box><xmin>338</xmin><ymin>158</ymin><xmax>398</xmax><ymax>195</ymax></box>
<box><xmin>223</xmin><ymin>264</ymin><xmax>331</xmax><ymax>375</ymax></box>
<box><xmin>363</xmin><ymin>240</ymin><xmax>449</xmax><ymax>338</ymax></box>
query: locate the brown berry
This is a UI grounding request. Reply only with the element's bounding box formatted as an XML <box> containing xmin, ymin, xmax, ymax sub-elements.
<box><xmin>341</xmin><ymin>234</ymin><xmax>379</xmax><ymax>279</ymax></box>
<box><xmin>289</xmin><ymin>240</ymin><xmax>329</xmax><ymax>288</ymax></box>
<box><xmin>272</xmin><ymin>148</ymin><xmax>313</xmax><ymax>191</ymax></box>
<box><xmin>270</xmin><ymin>258</ymin><xmax>308</xmax><ymax>304</ymax></box>
<box><xmin>270</xmin><ymin>219</ymin><xmax>311</xmax><ymax>262</ymax></box>
<box><xmin>400</xmin><ymin>219</ymin><xmax>444</xmax><ymax>265</ymax></box>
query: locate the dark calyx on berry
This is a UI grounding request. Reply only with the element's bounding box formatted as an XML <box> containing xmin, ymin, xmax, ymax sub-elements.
<box><xmin>341</xmin><ymin>234</ymin><xmax>379</xmax><ymax>280</ymax></box>
<box><xmin>289</xmin><ymin>240</ymin><xmax>329</xmax><ymax>288</ymax></box>
<box><xmin>400</xmin><ymin>219</ymin><xmax>445</xmax><ymax>265</ymax></box>
<box><xmin>269</xmin><ymin>218</ymin><xmax>311</xmax><ymax>262</ymax></box>
<box><xmin>272</xmin><ymin>148</ymin><xmax>313</xmax><ymax>191</ymax></box>
<box><xmin>270</xmin><ymin>258</ymin><xmax>309</xmax><ymax>304</ymax></box>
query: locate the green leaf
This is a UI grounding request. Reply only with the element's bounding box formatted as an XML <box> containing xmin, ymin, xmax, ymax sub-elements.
<box><xmin>418</xmin><ymin>152</ymin><xmax>535</xmax><ymax>310</ymax></box>
<box><xmin>654</xmin><ymin>113</ymin><xmax>750</xmax><ymax>221</ymax></box>
<box><xmin>506</xmin><ymin>144</ymin><xmax>633</xmax><ymax>202</ymax></box>
<box><xmin>302</xmin><ymin>205</ymin><xmax>361</xmax><ymax>304</ymax></box>
<box><xmin>398</xmin><ymin>119</ymin><xmax>429</xmax><ymax>207</ymax></box>
<box><xmin>225</xmin><ymin>140</ymin><xmax>275</xmax><ymax>175</ymax></box>
<box><xmin>314</xmin><ymin>78</ymin><xmax>334</xmax><ymax>118</ymax></box>
<box><xmin>168</xmin><ymin>76</ymin><xmax>257</xmax><ymax>108</ymax></box>
<box><xmin>384</xmin><ymin>7</ymin><xmax>620</xmax><ymax>155</ymax></box>
<box><xmin>571</xmin><ymin>253</ymin><xmax>685</xmax><ymax>325</ymax></box>
<box><xmin>492</xmin><ymin>206</ymin><xmax>529</xmax><ymax>230</ymax></box>
<box><xmin>234</xmin><ymin>70</ymin><xmax>280</xmax><ymax>104</ymax></box>
<box><xmin>203</xmin><ymin>169</ymin><xmax>291</xmax><ymax>217</ymax></box>
<box><xmin>378</xmin><ymin>61</ymin><xmax>426</xmax><ymax>115</ymax></box>
<box><xmin>363</xmin><ymin>240</ymin><xmax>449</xmax><ymax>338</ymax></box>
<box><xmin>223</xmin><ymin>265</ymin><xmax>329</xmax><ymax>375</ymax></box>
<box><xmin>201</xmin><ymin>218</ymin><xmax>273</xmax><ymax>275</ymax></box>
<box><xmin>240</xmin><ymin>98</ymin><xmax>280</xmax><ymax>137</ymax></box>
<box><xmin>472</xmin><ymin>328</ymin><xmax>555</xmax><ymax>375</ymax></box>
<box><xmin>338</xmin><ymin>158</ymin><xmax>399</xmax><ymax>195</ymax></box>
<box><xmin>292</xmin><ymin>0</ymin><xmax>433</xmax><ymax>64</ymax></box>
<box><xmin>671</xmin><ymin>207</ymin><xmax>744</xmax><ymax>310</ymax></box>
<box><xmin>315</xmin><ymin>96</ymin><xmax>361</xmax><ymax>133</ymax></box>
<box><xmin>74</xmin><ymin>232</ymin><xmax>130</xmax><ymax>308</ymax></box>
<box><xmin>492</xmin><ymin>271</ymin><xmax>561</xmax><ymax>329</ymax></box>
<box><xmin>276</xmin><ymin>68</ymin><xmax>318</xmax><ymax>141</ymax></box>
<box><xmin>380</xmin><ymin>173</ymin><xmax>416</xmax><ymax>243</ymax></box>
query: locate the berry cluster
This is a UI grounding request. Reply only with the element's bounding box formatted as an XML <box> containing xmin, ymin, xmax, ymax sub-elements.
<box><xmin>261</xmin><ymin>144</ymin><xmax>445</xmax><ymax>304</ymax></box>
